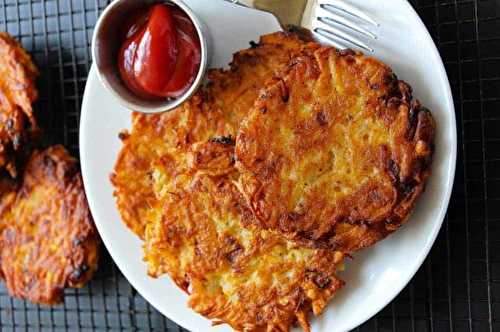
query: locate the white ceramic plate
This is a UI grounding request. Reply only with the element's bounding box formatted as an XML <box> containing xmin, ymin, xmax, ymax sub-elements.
<box><xmin>80</xmin><ymin>1</ymin><xmax>457</xmax><ymax>331</ymax></box>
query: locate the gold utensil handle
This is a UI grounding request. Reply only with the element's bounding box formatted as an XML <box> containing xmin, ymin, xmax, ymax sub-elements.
<box><xmin>232</xmin><ymin>0</ymin><xmax>308</xmax><ymax>27</ymax></box>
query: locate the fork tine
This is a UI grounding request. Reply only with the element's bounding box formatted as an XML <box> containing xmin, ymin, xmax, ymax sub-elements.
<box><xmin>320</xmin><ymin>2</ymin><xmax>379</xmax><ymax>27</ymax></box>
<box><xmin>318</xmin><ymin>16</ymin><xmax>376</xmax><ymax>40</ymax></box>
<box><xmin>314</xmin><ymin>27</ymin><xmax>374</xmax><ymax>53</ymax></box>
<box><xmin>312</xmin><ymin>28</ymin><xmax>349</xmax><ymax>50</ymax></box>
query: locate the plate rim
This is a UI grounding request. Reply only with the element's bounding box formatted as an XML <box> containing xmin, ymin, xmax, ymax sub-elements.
<box><xmin>79</xmin><ymin>1</ymin><xmax>457</xmax><ymax>331</ymax></box>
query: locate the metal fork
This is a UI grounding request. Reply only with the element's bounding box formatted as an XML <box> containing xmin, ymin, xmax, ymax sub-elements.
<box><xmin>228</xmin><ymin>0</ymin><xmax>378</xmax><ymax>52</ymax></box>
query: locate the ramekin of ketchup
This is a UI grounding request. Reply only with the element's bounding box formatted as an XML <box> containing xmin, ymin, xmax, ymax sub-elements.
<box><xmin>92</xmin><ymin>0</ymin><xmax>208</xmax><ymax>113</ymax></box>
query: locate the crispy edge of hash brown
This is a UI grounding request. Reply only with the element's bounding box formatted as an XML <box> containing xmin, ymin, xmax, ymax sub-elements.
<box><xmin>144</xmin><ymin>173</ymin><xmax>344</xmax><ymax>332</ymax></box>
<box><xmin>235</xmin><ymin>47</ymin><xmax>436</xmax><ymax>252</ymax></box>
<box><xmin>111</xmin><ymin>30</ymin><xmax>319</xmax><ymax>238</ymax></box>
<box><xmin>0</xmin><ymin>32</ymin><xmax>39</xmax><ymax>177</ymax></box>
<box><xmin>0</xmin><ymin>145</ymin><xmax>100</xmax><ymax>305</ymax></box>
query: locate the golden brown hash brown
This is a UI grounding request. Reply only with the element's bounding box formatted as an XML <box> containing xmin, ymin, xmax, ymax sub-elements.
<box><xmin>0</xmin><ymin>176</ymin><xmax>16</xmax><ymax>231</ymax></box>
<box><xmin>111</xmin><ymin>31</ymin><xmax>319</xmax><ymax>238</ymax></box>
<box><xmin>0</xmin><ymin>145</ymin><xmax>99</xmax><ymax>305</ymax></box>
<box><xmin>235</xmin><ymin>47</ymin><xmax>436</xmax><ymax>252</ymax></box>
<box><xmin>113</xmin><ymin>31</ymin><xmax>345</xmax><ymax>331</ymax></box>
<box><xmin>145</xmin><ymin>174</ymin><xmax>344</xmax><ymax>332</ymax></box>
<box><xmin>0</xmin><ymin>32</ymin><xmax>39</xmax><ymax>177</ymax></box>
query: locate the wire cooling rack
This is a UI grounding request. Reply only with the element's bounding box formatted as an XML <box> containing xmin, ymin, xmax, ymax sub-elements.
<box><xmin>0</xmin><ymin>0</ymin><xmax>498</xmax><ymax>331</ymax></box>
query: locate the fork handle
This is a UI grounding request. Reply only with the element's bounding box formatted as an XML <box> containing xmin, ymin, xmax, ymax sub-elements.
<box><xmin>228</xmin><ymin>0</ymin><xmax>308</xmax><ymax>27</ymax></box>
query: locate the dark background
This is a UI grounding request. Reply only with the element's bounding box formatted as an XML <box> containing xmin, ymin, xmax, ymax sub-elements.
<box><xmin>0</xmin><ymin>0</ymin><xmax>498</xmax><ymax>331</ymax></box>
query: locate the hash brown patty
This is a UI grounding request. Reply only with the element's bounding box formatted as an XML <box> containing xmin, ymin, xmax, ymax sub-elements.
<box><xmin>235</xmin><ymin>47</ymin><xmax>435</xmax><ymax>252</ymax></box>
<box><xmin>111</xmin><ymin>31</ymin><xmax>319</xmax><ymax>238</ymax></box>
<box><xmin>0</xmin><ymin>32</ymin><xmax>39</xmax><ymax>177</ymax></box>
<box><xmin>0</xmin><ymin>145</ymin><xmax>99</xmax><ymax>305</ymax></box>
<box><xmin>114</xmin><ymin>31</ymin><xmax>346</xmax><ymax>331</ymax></box>
<box><xmin>145</xmin><ymin>174</ymin><xmax>344</xmax><ymax>332</ymax></box>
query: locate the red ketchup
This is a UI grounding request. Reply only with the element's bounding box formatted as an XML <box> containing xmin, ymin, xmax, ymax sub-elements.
<box><xmin>118</xmin><ymin>3</ymin><xmax>201</xmax><ymax>99</ymax></box>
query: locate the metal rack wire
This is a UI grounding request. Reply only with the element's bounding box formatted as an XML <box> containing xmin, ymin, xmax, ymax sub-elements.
<box><xmin>0</xmin><ymin>0</ymin><xmax>497</xmax><ymax>331</ymax></box>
